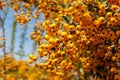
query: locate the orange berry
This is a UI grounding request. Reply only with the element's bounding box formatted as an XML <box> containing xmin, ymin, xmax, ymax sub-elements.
<box><xmin>29</xmin><ymin>54</ymin><xmax>34</xmax><ymax>59</ymax></box>
<box><xmin>63</xmin><ymin>23</ymin><xmax>69</xmax><ymax>30</ymax></box>
<box><xmin>111</xmin><ymin>5</ymin><xmax>119</xmax><ymax>12</ymax></box>
<box><xmin>110</xmin><ymin>17</ymin><xmax>116</xmax><ymax>24</ymax></box>
<box><xmin>116</xmin><ymin>31</ymin><xmax>120</xmax><ymax>36</ymax></box>
<box><xmin>49</xmin><ymin>38</ymin><xmax>55</xmax><ymax>44</ymax></box>
<box><xmin>57</xmin><ymin>30</ymin><xmax>62</xmax><ymax>36</ymax></box>
<box><xmin>28</xmin><ymin>59</ymin><xmax>33</xmax><ymax>64</ymax></box>
<box><xmin>76</xmin><ymin>25</ymin><xmax>81</xmax><ymax>31</ymax></box>
<box><xmin>99</xmin><ymin>10</ymin><xmax>105</xmax><ymax>15</ymax></box>
<box><xmin>51</xmin><ymin>23</ymin><xmax>56</xmax><ymax>29</ymax></box>
<box><xmin>61</xmin><ymin>31</ymin><xmax>68</xmax><ymax>38</ymax></box>
<box><xmin>106</xmin><ymin>12</ymin><xmax>112</xmax><ymax>19</ymax></box>
<box><xmin>33</xmin><ymin>56</ymin><xmax>37</xmax><ymax>61</ymax></box>
<box><xmin>111</xmin><ymin>67</ymin><xmax>117</xmax><ymax>73</ymax></box>
<box><xmin>69</xmin><ymin>25</ymin><xmax>75</xmax><ymax>31</ymax></box>
<box><xmin>68</xmin><ymin>6</ymin><xmax>73</xmax><ymax>12</ymax></box>
<box><xmin>54</xmin><ymin>38</ymin><xmax>60</xmax><ymax>44</ymax></box>
<box><xmin>44</xmin><ymin>34</ymin><xmax>50</xmax><ymax>40</ymax></box>
<box><xmin>43</xmin><ymin>51</ymin><xmax>48</xmax><ymax>56</ymax></box>
<box><xmin>114</xmin><ymin>13</ymin><xmax>120</xmax><ymax>19</ymax></box>
<box><xmin>99</xmin><ymin>4</ymin><xmax>106</xmax><ymax>10</ymax></box>
<box><xmin>35</xmin><ymin>63</ymin><xmax>40</xmax><ymax>67</ymax></box>
<box><xmin>111</xmin><ymin>56</ymin><xmax>117</xmax><ymax>61</ymax></box>
<box><xmin>98</xmin><ymin>17</ymin><xmax>106</xmax><ymax>24</ymax></box>
<box><xmin>67</xmin><ymin>35</ymin><xmax>73</xmax><ymax>40</ymax></box>
<box><xmin>93</xmin><ymin>20</ymin><xmax>100</xmax><ymax>27</ymax></box>
<box><xmin>107</xmin><ymin>21</ymin><xmax>113</xmax><ymax>27</ymax></box>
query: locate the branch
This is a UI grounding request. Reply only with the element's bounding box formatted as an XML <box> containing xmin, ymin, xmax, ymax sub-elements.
<box><xmin>0</xmin><ymin>7</ymin><xmax>9</xmax><ymax>80</ymax></box>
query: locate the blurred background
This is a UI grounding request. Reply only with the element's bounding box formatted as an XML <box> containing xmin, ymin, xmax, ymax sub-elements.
<box><xmin>0</xmin><ymin>7</ymin><xmax>44</xmax><ymax>60</ymax></box>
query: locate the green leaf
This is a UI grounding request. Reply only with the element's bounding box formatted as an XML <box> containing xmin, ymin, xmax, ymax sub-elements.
<box><xmin>75</xmin><ymin>61</ymin><xmax>82</xmax><ymax>68</ymax></box>
<box><xmin>61</xmin><ymin>2</ymin><xmax>69</xmax><ymax>8</ymax></box>
<box><xmin>62</xmin><ymin>16</ymin><xmax>72</xmax><ymax>24</ymax></box>
<box><xmin>88</xmin><ymin>4</ymin><xmax>93</xmax><ymax>11</ymax></box>
<box><xmin>15</xmin><ymin>51</ymin><xmax>25</xmax><ymax>56</ymax></box>
<box><xmin>98</xmin><ymin>0</ymin><xmax>106</xmax><ymax>3</ymax></box>
<box><xmin>113</xmin><ymin>26</ymin><xmax>120</xmax><ymax>32</ymax></box>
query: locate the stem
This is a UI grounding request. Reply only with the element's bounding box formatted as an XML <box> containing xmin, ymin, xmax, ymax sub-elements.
<box><xmin>19</xmin><ymin>24</ymin><xmax>27</xmax><ymax>59</ymax></box>
<box><xmin>0</xmin><ymin>15</ymin><xmax>6</xmax><ymax>54</ymax></box>
<box><xmin>10</xmin><ymin>20</ymin><xmax>17</xmax><ymax>54</ymax></box>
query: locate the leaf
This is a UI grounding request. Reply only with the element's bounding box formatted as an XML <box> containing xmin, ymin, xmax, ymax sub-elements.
<box><xmin>98</xmin><ymin>0</ymin><xmax>106</xmax><ymax>3</ymax></box>
<box><xmin>61</xmin><ymin>2</ymin><xmax>69</xmax><ymax>8</ymax></box>
<box><xmin>75</xmin><ymin>61</ymin><xmax>82</xmax><ymax>68</ymax></box>
<box><xmin>15</xmin><ymin>51</ymin><xmax>25</xmax><ymax>56</ymax></box>
<box><xmin>88</xmin><ymin>4</ymin><xmax>93</xmax><ymax>11</ymax></box>
<box><xmin>113</xmin><ymin>26</ymin><xmax>120</xmax><ymax>32</ymax></box>
<box><xmin>62</xmin><ymin>16</ymin><xmax>73</xmax><ymax>24</ymax></box>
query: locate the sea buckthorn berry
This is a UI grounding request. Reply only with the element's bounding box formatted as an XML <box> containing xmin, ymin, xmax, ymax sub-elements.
<box><xmin>93</xmin><ymin>20</ymin><xmax>100</xmax><ymax>28</ymax></box>
<box><xmin>51</xmin><ymin>23</ymin><xmax>57</xmax><ymax>29</ymax></box>
<box><xmin>99</xmin><ymin>4</ymin><xmax>106</xmax><ymax>10</ymax></box>
<box><xmin>107</xmin><ymin>21</ymin><xmax>113</xmax><ymax>27</ymax></box>
<box><xmin>44</xmin><ymin>20</ymin><xmax>50</xmax><ymax>25</ymax></box>
<box><xmin>37</xmin><ymin>47</ymin><xmax>42</xmax><ymax>52</ymax></box>
<box><xmin>54</xmin><ymin>38</ymin><xmax>60</xmax><ymax>44</ymax></box>
<box><xmin>76</xmin><ymin>30</ymin><xmax>80</xmax><ymax>37</ymax></box>
<box><xmin>99</xmin><ymin>9</ymin><xmax>105</xmax><ymax>15</ymax></box>
<box><xmin>106</xmin><ymin>12</ymin><xmax>113</xmax><ymax>19</ymax></box>
<box><xmin>111</xmin><ymin>5</ymin><xmax>119</xmax><ymax>12</ymax></box>
<box><xmin>49</xmin><ymin>38</ymin><xmax>55</xmax><ymax>44</ymax></box>
<box><xmin>63</xmin><ymin>23</ymin><xmax>69</xmax><ymax>30</ymax></box>
<box><xmin>35</xmin><ymin>63</ymin><xmax>40</xmax><ymax>67</ymax></box>
<box><xmin>33</xmin><ymin>56</ymin><xmax>37</xmax><ymax>61</ymax></box>
<box><xmin>55</xmin><ymin>17</ymin><xmax>60</xmax><ymax>22</ymax></box>
<box><xmin>61</xmin><ymin>31</ymin><xmax>68</xmax><ymax>38</ymax></box>
<box><xmin>98</xmin><ymin>17</ymin><xmax>106</xmax><ymax>24</ymax></box>
<box><xmin>76</xmin><ymin>25</ymin><xmax>81</xmax><ymax>31</ymax></box>
<box><xmin>110</xmin><ymin>17</ymin><xmax>117</xmax><ymax>24</ymax></box>
<box><xmin>105</xmin><ymin>53</ymin><xmax>111</xmax><ymax>59</ymax></box>
<box><xmin>114</xmin><ymin>13</ymin><xmax>120</xmax><ymax>19</ymax></box>
<box><xmin>29</xmin><ymin>54</ymin><xmax>34</xmax><ymax>60</ymax></box>
<box><xmin>44</xmin><ymin>34</ymin><xmax>50</xmax><ymax>40</ymax></box>
<box><xmin>94</xmin><ymin>1</ymin><xmax>101</xmax><ymax>7</ymax></box>
<box><xmin>57</xmin><ymin>30</ymin><xmax>62</xmax><ymax>36</ymax></box>
<box><xmin>114</xmin><ymin>74</ymin><xmax>120</xmax><ymax>80</ymax></box>
<box><xmin>111</xmin><ymin>56</ymin><xmax>117</xmax><ymax>61</ymax></box>
<box><xmin>109</xmin><ymin>31</ymin><xmax>116</xmax><ymax>41</ymax></box>
<box><xmin>67</xmin><ymin>35</ymin><xmax>73</xmax><ymax>41</ymax></box>
<box><xmin>111</xmin><ymin>67</ymin><xmax>117</xmax><ymax>73</ymax></box>
<box><xmin>23</xmin><ymin>3</ymin><xmax>29</xmax><ymax>8</ymax></box>
<box><xmin>28</xmin><ymin>59</ymin><xmax>33</xmax><ymax>64</ymax></box>
<box><xmin>68</xmin><ymin>7</ymin><xmax>73</xmax><ymax>12</ymax></box>
<box><xmin>69</xmin><ymin>25</ymin><xmax>75</xmax><ymax>31</ymax></box>
<box><xmin>43</xmin><ymin>51</ymin><xmax>48</xmax><ymax>56</ymax></box>
<box><xmin>116</xmin><ymin>30</ymin><xmax>120</xmax><ymax>36</ymax></box>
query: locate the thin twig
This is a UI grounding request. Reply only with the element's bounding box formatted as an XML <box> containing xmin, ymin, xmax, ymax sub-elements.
<box><xmin>0</xmin><ymin>7</ymin><xmax>9</xmax><ymax>80</ymax></box>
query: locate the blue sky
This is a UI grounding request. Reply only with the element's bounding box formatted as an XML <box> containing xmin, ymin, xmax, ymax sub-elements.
<box><xmin>0</xmin><ymin>8</ymin><xmax>44</xmax><ymax>59</ymax></box>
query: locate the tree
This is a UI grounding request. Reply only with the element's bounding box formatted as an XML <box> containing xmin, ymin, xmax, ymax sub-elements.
<box><xmin>1</xmin><ymin>0</ymin><xmax>120</xmax><ymax>80</ymax></box>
